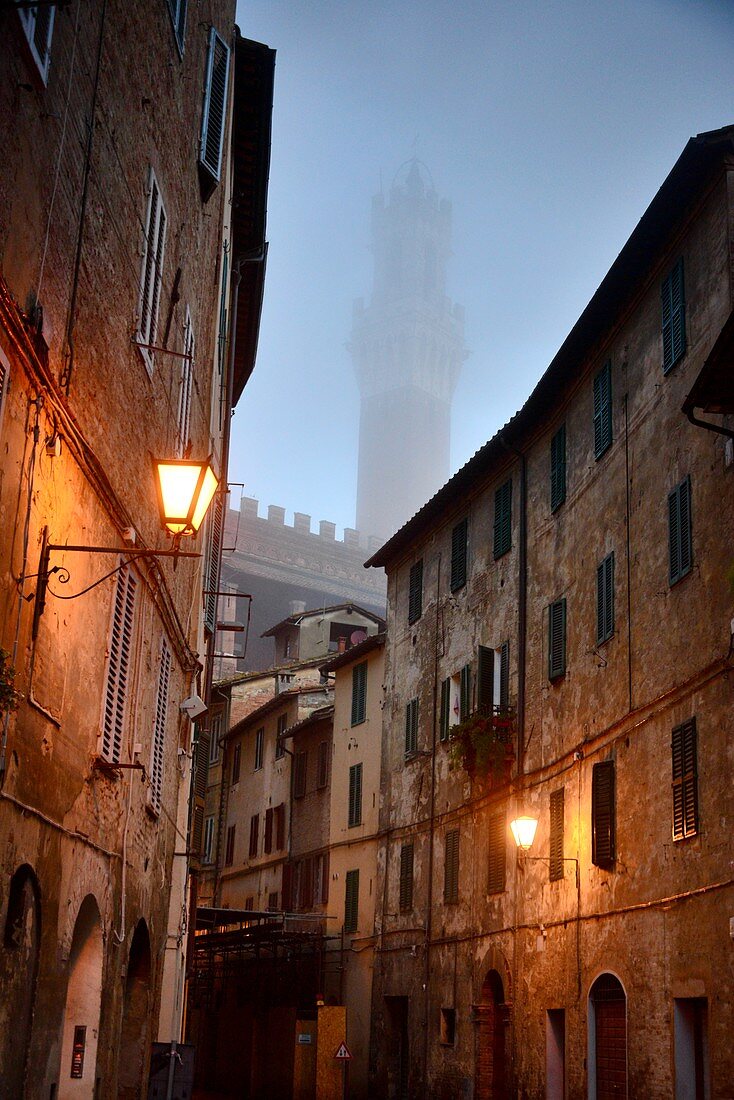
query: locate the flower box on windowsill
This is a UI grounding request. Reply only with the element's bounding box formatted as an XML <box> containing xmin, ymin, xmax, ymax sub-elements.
<box><xmin>448</xmin><ymin>709</ymin><xmax>516</xmax><ymax>781</ymax></box>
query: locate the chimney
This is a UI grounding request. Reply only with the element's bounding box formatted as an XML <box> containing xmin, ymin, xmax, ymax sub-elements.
<box><xmin>268</xmin><ymin>505</ymin><xmax>286</xmax><ymax>525</ymax></box>
<box><xmin>319</xmin><ymin>520</ymin><xmax>336</xmax><ymax>540</ymax></box>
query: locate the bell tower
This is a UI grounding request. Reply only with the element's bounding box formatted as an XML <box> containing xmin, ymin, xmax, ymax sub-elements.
<box><xmin>351</xmin><ymin>161</ymin><xmax>466</xmax><ymax>542</ymax></box>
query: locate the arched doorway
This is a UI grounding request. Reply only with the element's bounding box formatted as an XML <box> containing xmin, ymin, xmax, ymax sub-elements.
<box><xmin>58</xmin><ymin>894</ymin><xmax>104</xmax><ymax>1099</ymax></box>
<box><xmin>475</xmin><ymin>969</ymin><xmax>508</xmax><ymax>1100</ymax></box>
<box><xmin>0</xmin><ymin>864</ymin><xmax>42</xmax><ymax>1095</ymax></box>
<box><xmin>118</xmin><ymin>919</ymin><xmax>152</xmax><ymax>1099</ymax></box>
<box><xmin>588</xmin><ymin>973</ymin><xmax>627</xmax><ymax>1099</ymax></box>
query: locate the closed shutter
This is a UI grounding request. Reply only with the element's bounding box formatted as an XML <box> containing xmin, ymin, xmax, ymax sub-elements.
<box><xmin>408</xmin><ymin>559</ymin><xmax>423</xmax><ymax>624</ymax></box>
<box><xmin>199</xmin><ymin>28</ymin><xmax>231</xmax><ymax>189</ymax></box>
<box><xmin>275</xmin><ymin>803</ymin><xmax>285</xmax><ymax>849</ymax></box>
<box><xmin>317</xmin><ymin>741</ymin><xmax>329</xmax><ymax>788</ymax></box>
<box><xmin>249</xmin><ymin>814</ymin><xmax>259</xmax><ymax>858</ymax></box>
<box><xmin>102</xmin><ymin>567</ymin><xmax>137</xmax><ymax>763</ymax></box>
<box><xmin>548</xmin><ymin>598</ymin><xmax>567</xmax><ymax>681</ymax></box>
<box><xmin>192</xmin><ymin>805</ymin><xmax>204</xmax><ymax>858</ymax></box>
<box><xmin>405</xmin><ymin>698</ymin><xmax>419</xmax><ymax>755</ymax></box>
<box><xmin>149</xmin><ymin>638</ymin><xmax>171</xmax><ymax>813</ymax></box>
<box><xmin>320</xmin><ymin>851</ymin><xmax>330</xmax><ymax>904</ymax></box>
<box><xmin>399</xmin><ymin>843</ymin><xmax>414</xmax><ymax>911</ymax></box>
<box><xmin>224</xmin><ymin>824</ymin><xmax>235</xmax><ymax>866</ymax></box>
<box><xmin>193</xmin><ymin>729</ymin><xmax>209</xmax><ymax>800</ymax></box>
<box><xmin>203</xmin><ymin>493</ymin><xmax>224</xmax><ymax>634</ymax></box>
<box><xmin>460</xmin><ymin>664</ymin><xmax>472</xmax><ymax>720</ymax></box>
<box><xmin>550</xmin><ymin>423</ymin><xmax>566</xmax><ymax>511</ymax></box>
<box><xmin>444</xmin><ymin>829</ymin><xmax>459</xmax><ymax>903</ymax></box>
<box><xmin>450</xmin><ymin>518</ymin><xmax>468</xmax><ymax>592</ymax></box>
<box><xmin>138</xmin><ymin>172</ymin><xmax>167</xmax><ymax>371</ymax></box>
<box><xmin>596</xmin><ymin>553</ymin><xmax>615</xmax><ymax>644</ymax></box>
<box><xmin>592</xmin><ymin>760</ymin><xmax>615</xmax><ymax>868</ymax></box>
<box><xmin>499</xmin><ymin>641</ymin><xmax>510</xmax><ymax>712</ymax></box>
<box><xmin>264</xmin><ymin>807</ymin><xmax>273</xmax><ymax>853</ymax></box>
<box><xmin>668</xmin><ymin>476</ymin><xmax>692</xmax><ymax>585</ymax></box>
<box><xmin>439</xmin><ymin>678</ymin><xmax>451</xmax><ymax>741</ymax></box>
<box><xmin>593</xmin><ymin>361</ymin><xmax>613</xmax><ymax>459</ymax></box>
<box><xmin>549</xmin><ymin>788</ymin><xmax>564</xmax><ymax>881</ymax></box>
<box><xmin>672</xmin><ymin>718</ymin><xmax>698</xmax><ymax>839</ymax></box>
<box><xmin>293</xmin><ymin>751</ymin><xmax>307</xmax><ymax>798</ymax></box>
<box><xmin>493</xmin><ymin>479</ymin><xmax>512</xmax><ymax>559</ymax></box>
<box><xmin>662</xmin><ymin>258</ymin><xmax>686</xmax><ymax>373</ymax></box>
<box><xmin>351</xmin><ymin>661</ymin><xmax>367</xmax><ymax>725</ymax></box>
<box><xmin>348</xmin><ymin>762</ymin><xmax>363</xmax><ymax>827</ymax></box>
<box><xmin>477</xmin><ymin>646</ymin><xmax>494</xmax><ymax>717</ymax></box>
<box><xmin>344</xmin><ymin>869</ymin><xmax>359</xmax><ymax>933</ymax></box>
<box><xmin>487</xmin><ymin>810</ymin><xmax>506</xmax><ymax>894</ymax></box>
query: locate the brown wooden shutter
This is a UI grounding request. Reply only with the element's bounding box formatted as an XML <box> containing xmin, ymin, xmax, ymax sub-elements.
<box><xmin>444</xmin><ymin>829</ymin><xmax>460</xmax><ymax>903</ymax></box>
<box><xmin>439</xmin><ymin>678</ymin><xmax>451</xmax><ymax>741</ymax></box>
<box><xmin>549</xmin><ymin>788</ymin><xmax>564</xmax><ymax>881</ymax></box>
<box><xmin>275</xmin><ymin>803</ymin><xmax>285</xmax><ymax>849</ymax></box>
<box><xmin>399</xmin><ymin>843</ymin><xmax>414</xmax><ymax>911</ymax></box>
<box><xmin>672</xmin><ymin>718</ymin><xmax>698</xmax><ymax>840</ymax></box>
<box><xmin>264</xmin><ymin>807</ymin><xmax>273</xmax><ymax>854</ymax></box>
<box><xmin>592</xmin><ymin>760</ymin><xmax>615</xmax><ymax>868</ymax></box>
<box><xmin>408</xmin><ymin>558</ymin><xmax>424</xmax><ymax>624</ymax></box>
<box><xmin>487</xmin><ymin>810</ymin><xmax>506</xmax><ymax>894</ymax></box>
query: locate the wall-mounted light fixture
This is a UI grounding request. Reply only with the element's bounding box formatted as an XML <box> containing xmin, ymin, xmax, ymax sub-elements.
<box><xmin>510</xmin><ymin>812</ymin><xmax>580</xmax><ymax>887</ymax></box>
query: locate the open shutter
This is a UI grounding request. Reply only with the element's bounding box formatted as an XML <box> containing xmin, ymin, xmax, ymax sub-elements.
<box><xmin>405</xmin><ymin>698</ymin><xmax>418</xmax><ymax>755</ymax></box>
<box><xmin>662</xmin><ymin>258</ymin><xmax>686</xmax><ymax>372</ymax></box>
<box><xmin>102</xmin><ymin>568</ymin><xmax>137</xmax><ymax>763</ymax></box>
<box><xmin>550</xmin><ymin>423</ymin><xmax>566</xmax><ymax>511</ymax></box>
<box><xmin>460</xmin><ymin>664</ymin><xmax>472</xmax><ymax>720</ymax></box>
<box><xmin>408</xmin><ymin>559</ymin><xmax>423</xmax><ymax>624</ymax></box>
<box><xmin>149</xmin><ymin>638</ymin><xmax>171</xmax><ymax>813</ymax></box>
<box><xmin>549</xmin><ymin>788</ymin><xmax>564</xmax><ymax>881</ymax></box>
<box><xmin>348</xmin><ymin>763</ymin><xmax>363</xmax><ymax>827</ymax></box>
<box><xmin>487</xmin><ymin>810</ymin><xmax>506</xmax><ymax>894</ymax></box>
<box><xmin>275</xmin><ymin>803</ymin><xmax>285</xmax><ymax>850</ymax></box>
<box><xmin>439</xmin><ymin>678</ymin><xmax>451</xmax><ymax>741</ymax></box>
<box><xmin>672</xmin><ymin>718</ymin><xmax>698</xmax><ymax>839</ymax></box>
<box><xmin>477</xmin><ymin>646</ymin><xmax>494</xmax><ymax>717</ymax></box>
<box><xmin>499</xmin><ymin>641</ymin><xmax>510</xmax><ymax>711</ymax></box>
<box><xmin>351</xmin><ymin>662</ymin><xmax>367</xmax><ymax>725</ymax></box>
<box><xmin>597</xmin><ymin>553</ymin><xmax>615</xmax><ymax>644</ymax></box>
<box><xmin>668</xmin><ymin>476</ymin><xmax>692</xmax><ymax>585</ymax></box>
<box><xmin>199</xmin><ymin>28</ymin><xmax>231</xmax><ymax>196</ymax></box>
<box><xmin>450</xmin><ymin>518</ymin><xmax>468</xmax><ymax>591</ymax></box>
<box><xmin>593</xmin><ymin>361</ymin><xmax>612</xmax><ymax>459</ymax></box>
<box><xmin>548</xmin><ymin>598</ymin><xmax>567</xmax><ymax>681</ymax></box>
<box><xmin>264</xmin><ymin>807</ymin><xmax>273</xmax><ymax>853</ymax></box>
<box><xmin>444</xmin><ymin>829</ymin><xmax>459</xmax><ymax>903</ymax></box>
<box><xmin>592</xmin><ymin>760</ymin><xmax>615</xmax><ymax>868</ymax></box>
<box><xmin>203</xmin><ymin>493</ymin><xmax>224</xmax><ymax>634</ymax></box>
<box><xmin>493</xmin><ymin>479</ymin><xmax>512</xmax><ymax>559</ymax></box>
<box><xmin>344</xmin><ymin>869</ymin><xmax>359</xmax><ymax>933</ymax></box>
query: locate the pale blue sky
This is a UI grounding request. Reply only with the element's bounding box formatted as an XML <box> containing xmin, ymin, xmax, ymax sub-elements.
<box><xmin>230</xmin><ymin>0</ymin><xmax>733</xmax><ymax>537</ymax></box>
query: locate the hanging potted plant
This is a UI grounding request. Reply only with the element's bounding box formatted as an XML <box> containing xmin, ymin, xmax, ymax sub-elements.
<box><xmin>448</xmin><ymin>711</ymin><xmax>514</xmax><ymax>780</ymax></box>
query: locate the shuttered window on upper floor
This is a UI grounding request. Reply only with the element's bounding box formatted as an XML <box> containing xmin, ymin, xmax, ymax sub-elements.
<box><xmin>593</xmin><ymin>360</ymin><xmax>613</xmax><ymax>460</ymax></box>
<box><xmin>439</xmin><ymin>678</ymin><xmax>451</xmax><ymax>742</ymax></box>
<box><xmin>408</xmin><ymin>558</ymin><xmax>424</xmax><ymax>624</ymax></box>
<box><xmin>175</xmin><ymin>308</ymin><xmax>194</xmax><ymax>457</ymax></box>
<box><xmin>499</xmin><ymin>641</ymin><xmax>510</xmax><ymax>711</ymax></box>
<box><xmin>149</xmin><ymin>637</ymin><xmax>171</xmax><ymax>814</ymax></box>
<box><xmin>102</xmin><ymin>566</ymin><xmax>137</xmax><ymax>764</ymax></box>
<box><xmin>399</xmin><ymin>843</ymin><xmax>414</xmax><ymax>911</ymax></box>
<box><xmin>548</xmin><ymin>598</ymin><xmax>567</xmax><ymax>682</ymax></box>
<box><xmin>293</xmin><ymin>750</ymin><xmax>307</xmax><ymax>799</ymax></box>
<box><xmin>18</xmin><ymin>4</ymin><xmax>55</xmax><ymax>83</ymax></box>
<box><xmin>344</xmin><ymin>869</ymin><xmax>359</xmax><ymax>933</ymax></box>
<box><xmin>166</xmin><ymin>0</ymin><xmax>187</xmax><ymax>53</ymax></box>
<box><xmin>317</xmin><ymin>740</ymin><xmax>329</xmax><ymax>789</ymax></box>
<box><xmin>264</xmin><ymin>806</ymin><xmax>273</xmax><ymax>854</ymax></box>
<box><xmin>450</xmin><ymin>517</ymin><xmax>468</xmax><ymax>592</ymax></box>
<box><xmin>254</xmin><ymin>727</ymin><xmax>264</xmax><ymax>770</ymax></box>
<box><xmin>249</xmin><ymin>813</ymin><xmax>259</xmax><ymax>858</ymax></box>
<box><xmin>224</xmin><ymin>824</ymin><xmax>235</xmax><ymax>866</ymax></box>
<box><xmin>199</xmin><ymin>27</ymin><xmax>231</xmax><ymax>198</ymax></box>
<box><xmin>549</xmin><ymin>788</ymin><xmax>564</xmax><ymax>881</ymax></box>
<box><xmin>487</xmin><ymin>810</ymin><xmax>506</xmax><ymax>894</ymax></box>
<box><xmin>351</xmin><ymin>661</ymin><xmax>367</xmax><ymax>725</ymax></box>
<box><xmin>592</xmin><ymin>760</ymin><xmax>615</xmax><ymax>868</ymax></box>
<box><xmin>137</xmin><ymin>170</ymin><xmax>167</xmax><ymax>375</ymax></box>
<box><xmin>348</xmin><ymin>762</ymin><xmax>363</xmax><ymax>827</ymax></box>
<box><xmin>662</xmin><ymin>258</ymin><xmax>686</xmax><ymax>373</ymax></box>
<box><xmin>596</xmin><ymin>552</ymin><xmax>615</xmax><ymax>645</ymax></box>
<box><xmin>275</xmin><ymin>713</ymin><xmax>287</xmax><ymax>760</ymax></box>
<box><xmin>550</xmin><ymin>423</ymin><xmax>566</xmax><ymax>512</ymax></box>
<box><xmin>203</xmin><ymin>492</ymin><xmax>224</xmax><ymax>635</ymax></box>
<box><xmin>405</xmin><ymin>697</ymin><xmax>419</xmax><ymax>756</ymax></box>
<box><xmin>460</xmin><ymin>664</ymin><xmax>472</xmax><ymax>721</ymax></box>
<box><xmin>444</xmin><ymin>829</ymin><xmax>460</xmax><ymax>904</ymax></box>
<box><xmin>672</xmin><ymin>718</ymin><xmax>698</xmax><ymax>840</ymax></box>
<box><xmin>477</xmin><ymin>646</ymin><xmax>494</xmax><ymax>717</ymax></box>
<box><xmin>493</xmin><ymin>479</ymin><xmax>512</xmax><ymax>559</ymax></box>
<box><xmin>668</xmin><ymin>475</ymin><xmax>692</xmax><ymax>586</ymax></box>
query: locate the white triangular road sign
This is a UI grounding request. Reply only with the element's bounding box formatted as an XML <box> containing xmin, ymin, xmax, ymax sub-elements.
<box><xmin>334</xmin><ymin>1042</ymin><xmax>352</xmax><ymax>1060</ymax></box>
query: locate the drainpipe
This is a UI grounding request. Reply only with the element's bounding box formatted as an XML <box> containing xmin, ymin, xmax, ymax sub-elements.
<box><xmin>422</xmin><ymin>552</ymin><xmax>442</xmax><ymax>1092</ymax></box>
<box><xmin>684</xmin><ymin>406</ymin><xmax>734</xmax><ymax>439</ymax></box>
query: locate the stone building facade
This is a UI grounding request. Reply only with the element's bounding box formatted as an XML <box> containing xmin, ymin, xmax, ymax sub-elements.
<box><xmin>366</xmin><ymin>126</ymin><xmax>734</xmax><ymax>1098</ymax></box>
<box><xmin>0</xmin><ymin>4</ymin><xmax>272</xmax><ymax>1096</ymax></box>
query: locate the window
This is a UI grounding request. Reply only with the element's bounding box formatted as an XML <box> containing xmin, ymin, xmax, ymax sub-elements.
<box><xmin>399</xmin><ymin>843</ymin><xmax>414</xmax><ymax>911</ymax></box>
<box><xmin>231</xmin><ymin>742</ymin><xmax>241</xmax><ymax>785</ymax></box>
<box><xmin>275</xmin><ymin>714</ymin><xmax>287</xmax><ymax>759</ymax></box>
<box><xmin>439</xmin><ymin>678</ymin><xmax>451</xmax><ymax>742</ymax></box>
<box><xmin>317</xmin><ymin>741</ymin><xmax>329</xmax><ymax>789</ymax></box>
<box><xmin>408</xmin><ymin>559</ymin><xmax>423</xmax><ymax>624</ymax></box>
<box><xmin>264</xmin><ymin>807</ymin><xmax>273</xmax><ymax>854</ymax></box>
<box><xmin>199</xmin><ymin>27</ymin><xmax>231</xmax><ymax>197</ymax></box>
<box><xmin>348</xmin><ymin>763</ymin><xmax>363</xmax><ymax>827</ymax></box>
<box><xmin>593</xmin><ymin>360</ymin><xmax>612</xmax><ymax>459</ymax></box>
<box><xmin>208</xmin><ymin>714</ymin><xmax>222</xmax><ymax>764</ymax></box>
<box><xmin>440</xmin><ymin>1008</ymin><xmax>456</xmax><ymax>1047</ymax></box>
<box><xmin>293</xmin><ymin>751</ymin><xmax>307</xmax><ymax>798</ymax></box>
<box><xmin>224</xmin><ymin>824</ymin><xmax>235</xmax><ymax>866</ymax></box>
<box><xmin>450</xmin><ymin>517</ymin><xmax>468</xmax><ymax>592</ymax></box>
<box><xmin>662</xmin><ymin>257</ymin><xmax>686</xmax><ymax>373</ymax></box>
<box><xmin>175</xmin><ymin>308</ymin><xmax>194</xmax><ymax>456</ymax></box>
<box><xmin>244</xmin><ymin>895</ymin><xmax>254</xmax><ymax>911</ymax></box>
<box><xmin>444</xmin><ymin>829</ymin><xmax>459</xmax><ymax>904</ymax></box>
<box><xmin>549</xmin><ymin>788</ymin><xmax>564</xmax><ymax>882</ymax></box>
<box><xmin>137</xmin><ymin>169</ymin><xmax>167</xmax><ymax>374</ymax></box>
<box><xmin>550</xmin><ymin>423</ymin><xmax>566</xmax><ymax>512</ymax></box>
<box><xmin>493</xmin><ymin>479</ymin><xmax>512</xmax><ymax>559</ymax></box>
<box><xmin>254</xmin><ymin>727</ymin><xmax>264</xmax><ymax>770</ymax></box>
<box><xmin>487</xmin><ymin>810</ymin><xmax>506</xmax><ymax>894</ymax></box>
<box><xmin>275</xmin><ymin>803</ymin><xmax>285</xmax><ymax>850</ymax></box>
<box><xmin>344</xmin><ymin>869</ymin><xmax>359</xmax><ymax>933</ymax></box>
<box><xmin>351</xmin><ymin>661</ymin><xmax>367</xmax><ymax>725</ymax></box>
<box><xmin>102</xmin><ymin>567</ymin><xmax>137</xmax><ymax>764</ymax></box>
<box><xmin>202</xmin><ymin>816</ymin><xmax>214</xmax><ymax>863</ymax></box>
<box><xmin>672</xmin><ymin>718</ymin><xmax>698</xmax><ymax>840</ymax></box>
<box><xmin>149</xmin><ymin>638</ymin><xmax>171</xmax><ymax>814</ymax></box>
<box><xmin>405</xmin><ymin>698</ymin><xmax>419</xmax><ymax>756</ymax></box>
<box><xmin>596</xmin><ymin>552</ymin><xmax>615</xmax><ymax>644</ymax></box>
<box><xmin>18</xmin><ymin>4</ymin><xmax>55</xmax><ymax>82</ymax></box>
<box><xmin>668</xmin><ymin>475</ymin><xmax>692</xmax><ymax>586</ymax></box>
<box><xmin>476</xmin><ymin>646</ymin><xmax>494</xmax><ymax>716</ymax></box>
<box><xmin>248</xmin><ymin>814</ymin><xmax>259</xmax><ymax>858</ymax></box>
<box><xmin>592</xmin><ymin>760</ymin><xmax>615</xmax><ymax>868</ymax></box>
<box><xmin>459</xmin><ymin>664</ymin><xmax>471</xmax><ymax>721</ymax></box>
<box><xmin>165</xmin><ymin>0</ymin><xmax>187</xmax><ymax>52</ymax></box>
<box><xmin>548</xmin><ymin>598</ymin><xmax>567</xmax><ymax>681</ymax></box>
<box><xmin>267</xmin><ymin>892</ymin><xmax>279</xmax><ymax>912</ymax></box>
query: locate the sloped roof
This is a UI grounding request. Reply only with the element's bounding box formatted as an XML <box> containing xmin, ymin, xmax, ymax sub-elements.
<box><xmin>319</xmin><ymin>631</ymin><xmax>386</xmax><ymax>673</ymax></box>
<box><xmin>261</xmin><ymin>603</ymin><xmax>386</xmax><ymax>638</ymax></box>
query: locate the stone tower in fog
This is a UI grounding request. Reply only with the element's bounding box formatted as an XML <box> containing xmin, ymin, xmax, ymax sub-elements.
<box><xmin>351</xmin><ymin>161</ymin><xmax>466</xmax><ymax>543</ymax></box>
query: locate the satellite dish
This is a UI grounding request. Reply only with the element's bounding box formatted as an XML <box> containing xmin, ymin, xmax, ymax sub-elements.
<box><xmin>351</xmin><ymin>630</ymin><xmax>367</xmax><ymax>646</ymax></box>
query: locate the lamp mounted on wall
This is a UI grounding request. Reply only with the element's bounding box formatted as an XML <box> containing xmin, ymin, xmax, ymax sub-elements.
<box><xmin>510</xmin><ymin>812</ymin><xmax>579</xmax><ymax>887</ymax></box>
<box><xmin>31</xmin><ymin>456</ymin><xmax>219</xmax><ymax>638</ymax></box>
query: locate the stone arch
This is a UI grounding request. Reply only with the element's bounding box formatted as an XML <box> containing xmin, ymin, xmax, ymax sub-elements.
<box><xmin>474</xmin><ymin>964</ymin><xmax>510</xmax><ymax>1100</ymax></box>
<box><xmin>58</xmin><ymin>893</ymin><xmax>104</xmax><ymax>1100</ymax></box>
<box><xmin>117</xmin><ymin>918</ymin><xmax>152</xmax><ymax>1099</ymax></box>
<box><xmin>588</xmin><ymin>971</ymin><xmax>628</xmax><ymax>1100</ymax></box>
<box><xmin>0</xmin><ymin>863</ymin><xmax>42</xmax><ymax>1095</ymax></box>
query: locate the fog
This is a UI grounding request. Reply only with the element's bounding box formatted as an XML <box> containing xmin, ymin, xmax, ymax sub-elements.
<box><xmin>230</xmin><ymin>0</ymin><xmax>734</xmax><ymax>542</ymax></box>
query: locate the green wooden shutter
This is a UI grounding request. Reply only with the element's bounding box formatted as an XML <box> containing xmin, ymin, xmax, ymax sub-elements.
<box><xmin>548</xmin><ymin>598</ymin><xmax>567</xmax><ymax>681</ymax></box>
<box><xmin>351</xmin><ymin>662</ymin><xmax>367</xmax><ymax>725</ymax></box>
<box><xmin>487</xmin><ymin>810</ymin><xmax>506</xmax><ymax>894</ymax></box>
<box><xmin>499</xmin><ymin>641</ymin><xmax>510</xmax><ymax>712</ymax></box>
<box><xmin>668</xmin><ymin>476</ymin><xmax>692</xmax><ymax>585</ymax></box>
<box><xmin>405</xmin><ymin>698</ymin><xmax>419</xmax><ymax>755</ymax></box>
<box><xmin>477</xmin><ymin>646</ymin><xmax>494</xmax><ymax>717</ymax></box>
<box><xmin>348</xmin><ymin>762</ymin><xmax>363</xmax><ymax>827</ymax></box>
<box><xmin>672</xmin><ymin>718</ymin><xmax>698</xmax><ymax>840</ymax></box>
<box><xmin>460</xmin><ymin>664</ymin><xmax>472</xmax><ymax>720</ymax></box>
<box><xmin>593</xmin><ymin>361</ymin><xmax>612</xmax><ymax>459</ymax></box>
<box><xmin>550</xmin><ymin>423</ymin><xmax>566</xmax><ymax>511</ymax></box>
<box><xmin>450</xmin><ymin>518</ymin><xmax>468</xmax><ymax>592</ymax></box>
<box><xmin>408</xmin><ymin>559</ymin><xmax>424</xmax><ymax>624</ymax></box>
<box><xmin>493</xmin><ymin>479</ymin><xmax>512</xmax><ymax>559</ymax></box>
<box><xmin>399</xmin><ymin>843</ymin><xmax>414</xmax><ymax>911</ymax></box>
<box><xmin>444</xmin><ymin>829</ymin><xmax>460</xmax><ymax>903</ymax></box>
<box><xmin>344</xmin><ymin>869</ymin><xmax>359</xmax><ymax>932</ymax></box>
<box><xmin>439</xmin><ymin>678</ymin><xmax>451</xmax><ymax>741</ymax></box>
<box><xmin>549</xmin><ymin>788</ymin><xmax>564</xmax><ymax>881</ymax></box>
<box><xmin>662</xmin><ymin>258</ymin><xmax>686</xmax><ymax>373</ymax></box>
<box><xmin>592</xmin><ymin>760</ymin><xmax>615</xmax><ymax>868</ymax></box>
<box><xmin>596</xmin><ymin>552</ymin><xmax>615</xmax><ymax>644</ymax></box>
